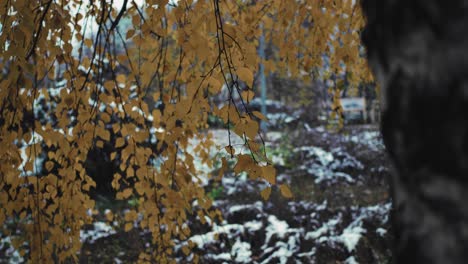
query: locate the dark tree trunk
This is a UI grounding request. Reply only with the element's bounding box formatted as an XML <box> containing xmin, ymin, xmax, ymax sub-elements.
<box><xmin>361</xmin><ymin>1</ymin><xmax>468</xmax><ymax>263</ymax></box>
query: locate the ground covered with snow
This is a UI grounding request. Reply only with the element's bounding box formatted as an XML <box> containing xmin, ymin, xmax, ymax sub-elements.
<box><xmin>170</xmin><ymin>124</ymin><xmax>393</xmax><ymax>263</ymax></box>
<box><xmin>0</xmin><ymin>124</ymin><xmax>393</xmax><ymax>263</ymax></box>
<box><xmin>76</xmin><ymin>124</ymin><xmax>393</xmax><ymax>263</ymax></box>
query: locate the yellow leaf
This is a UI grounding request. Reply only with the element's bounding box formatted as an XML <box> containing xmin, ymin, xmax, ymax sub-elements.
<box><xmin>132</xmin><ymin>14</ymin><xmax>140</xmax><ymax>26</ymax></box>
<box><xmin>127</xmin><ymin>167</ymin><xmax>135</xmax><ymax>177</ymax></box>
<box><xmin>84</xmin><ymin>38</ymin><xmax>93</xmax><ymax>48</ymax></box>
<box><xmin>121</xmin><ymin>188</ymin><xmax>133</xmax><ymax>199</ymax></box>
<box><xmin>218</xmin><ymin>157</ymin><xmax>227</xmax><ymax>178</ymax></box>
<box><xmin>279</xmin><ymin>184</ymin><xmax>293</xmax><ymax>199</ymax></box>
<box><xmin>97</xmin><ymin>128</ymin><xmax>110</xmax><ymax>141</ymax></box>
<box><xmin>112</xmin><ymin>173</ymin><xmax>121</xmax><ymax>189</ymax></box>
<box><xmin>245</xmin><ymin>119</ymin><xmax>259</xmax><ymax>139</ymax></box>
<box><xmin>224</xmin><ymin>145</ymin><xmax>235</xmax><ymax>156</ymax></box>
<box><xmin>124</xmin><ymin>222</ymin><xmax>133</xmax><ymax>232</ymax></box>
<box><xmin>19</xmin><ymin>211</ymin><xmax>27</xmax><ymax>220</ymax></box>
<box><xmin>182</xmin><ymin>246</ymin><xmax>190</xmax><ymax>256</ymax></box>
<box><xmin>234</xmin><ymin>154</ymin><xmax>252</xmax><ymax>174</ymax></box>
<box><xmin>261</xmin><ymin>165</ymin><xmax>276</xmax><ymax>184</ymax></box>
<box><xmin>45</xmin><ymin>161</ymin><xmax>54</xmax><ymax>172</ymax></box>
<box><xmin>237</xmin><ymin>67</ymin><xmax>254</xmax><ymax>86</ymax></box>
<box><xmin>116</xmin><ymin>74</ymin><xmax>126</xmax><ymax>83</ymax></box>
<box><xmin>124</xmin><ymin>210</ymin><xmax>138</xmax><ymax>221</ymax></box>
<box><xmin>136</xmin><ymin>168</ymin><xmax>145</xmax><ymax>178</ymax></box>
<box><xmin>104</xmin><ymin>80</ymin><xmax>114</xmax><ymax>91</ymax></box>
<box><xmin>105</xmin><ymin>211</ymin><xmax>114</xmax><ymax>221</ymax></box>
<box><xmin>116</xmin><ymin>137</ymin><xmax>125</xmax><ymax>148</ymax></box>
<box><xmin>261</xmin><ymin>187</ymin><xmax>271</xmax><ymax>200</ymax></box>
<box><xmin>207</xmin><ymin>76</ymin><xmax>222</xmax><ymax>94</ymax></box>
<box><xmin>241</xmin><ymin>90</ymin><xmax>255</xmax><ymax>103</ymax></box>
<box><xmin>126</xmin><ymin>29</ymin><xmax>135</xmax><ymax>39</ymax></box>
<box><xmin>252</xmin><ymin>111</ymin><xmax>267</xmax><ymax>121</ymax></box>
<box><xmin>96</xmin><ymin>140</ymin><xmax>104</xmax><ymax>148</ymax></box>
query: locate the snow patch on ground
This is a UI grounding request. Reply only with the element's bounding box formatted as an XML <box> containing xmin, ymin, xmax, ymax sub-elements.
<box><xmin>305</xmin><ymin>215</ymin><xmax>341</xmax><ymax>240</ymax></box>
<box><xmin>228</xmin><ymin>202</ymin><xmax>263</xmax><ymax>214</ymax></box>
<box><xmin>297</xmin><ymin>146</ymin><xmax>363</xmax><ymax>184</ymax></box>
<box><xmin>244</xmin><ymin>220</ymin><xmax>263</xmax><ymax>232</ymax></box>
<box><xmin>340</xmin><ymin>225</ymin><xmax>366</xmax><ymax>252</ymax></box>
<box><xmin>0</xmin><ymin>236</ymin><xmax>25</xmax><ymax>263</ymax></box>
<box><xmin>376</xmin><ymin>228</ymin><xmax>387</xmax><ymax>237</ymax></box>
<box><xmin>264</xmin><ymin>215</ymin><xmax>289</xmax><ymax>244</ymax></box>
<box><xmin>231</xmin><ymin>239</ymin><xmax>252</xmax><ymax>263</ymax></box>
<box><xmin>345</xmin><ymin>256</ymin><xmax>360</xmax><ymax>264</ymax></box>
<box><xmin>80</xmin><ymin>222</ymin><xmax>116</xmax><ymax>243</ymax></box>
<box><xmin>344</xmin><ymin>131</ymin><xmax>384</xmax><ymax>151</ymax></box>
<box><xmin>189</xmin><ymin>223</ymin><xmax>245</xmax><ymax>248</ymax></box>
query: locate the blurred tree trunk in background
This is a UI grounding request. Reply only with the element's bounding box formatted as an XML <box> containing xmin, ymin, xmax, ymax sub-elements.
<box><xmin>361</xmin><ymin>1</ymin><xmax>468</xmax><ymax>263</ymax></box>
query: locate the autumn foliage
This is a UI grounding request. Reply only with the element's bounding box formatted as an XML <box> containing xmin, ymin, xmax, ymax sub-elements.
<box><xmin>0</xmin><ymin>0</ymin><xmax>371</xmax><ymax>262</ymax></box>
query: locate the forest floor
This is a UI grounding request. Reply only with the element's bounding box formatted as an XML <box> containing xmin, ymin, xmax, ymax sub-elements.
<box><xmin>0</xmin><ymin>119</ymin><xmax>393</xmax><ymax>263</ymax></box>
<box><xmin>75</xmin><ymin>123</ymin><xmax>393</xmax><ymax>264</ymax></box>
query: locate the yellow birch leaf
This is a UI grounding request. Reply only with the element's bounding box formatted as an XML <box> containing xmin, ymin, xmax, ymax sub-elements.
<box><xmin>261</xmin><ymin>187</ymin><xmax>271</xmax><ymax>200</ymax></box>
<box><xmin>182</xmin><ymin>246</ymin><xmax>190</xmax><ymax>256</ymax></box>
<box><xmin>245</xmin><ymin>119</ymin><xmax>259</xmax><ymax>139</ymax></box>
<box><xmin>45</xmin><ymin>161</ymin><xmax>54</xmax><ymax>172</ymax></box>
<box><xmin>233</xmin><ymin>154</ymin><xmax>252</xmax><ymax>174</ymax></box>
<box><xmin>218</xmin><ymin>157</ymin><xmax>227</xmax><ymax>178</ymax></box>
<box><xmin>252</xmin><ymin>111</ymin><xmax>267</xmax><ymax>121</ymax></box>
<box><xmin>98</xmin><ymin>128</ymin><xmax>110</xmax><ymax>141</ymax></box>
<box><xmin>121</xmin><ymin>188</ymin><xmax>133</xmax><ymax>199</ymax></box>
<box><xmin>132</xmin><ymin>15</ymin><xmax>140</xmax><ymax>26</ymax></box>
<box><xmin>124</xmin><ymin>210</ymin><xmax>138</xmax><ymax>221</ymax></box>
<box><xmin>261</xmin><ymin>165</ymin><xmax>276</xmax><ymax>184</ymax></box>
<box><xmin>116</xmin><ymin>137</ymin><xmax>125</xmax><ymax>148</ymax></box>
<box><xmin>116</xmin><ymin>74</ymin><xmax>126</xmax><ymax>83</ymax></box>
<box><xmin>104</xmin><ymin>80</ymin><xmax>114</xmax><ymax>91</ymax></box>
<box><xmin>126</xmin><ymin>29</ymin><xmax>135</xmax><ymax>39</ymax></box>
<box><xmin>237</xmin><ymin>67</ymin><xmax>254</xmax><ymax>85</ymax></box>
<box><xmin>208</xmin><ymin>76</ymin><xmax>222</xmax><ymax>94</ymax></box>
<box><xmin>127</xmin><ymin>167</ymin><xmax>134</xmax><ymax>177</ymax></box>
<box><xmin>105</xmin><ymin>211</ymin><xmax>114</xmax><ymax>221</ymax></box>
<box><xmin>225</xmin><ymin>145</ymin><xmax>235</xmax><ymax>156</ymax></box>
<box><xmin>19</xmin><ymin>211</ymin><xmax>27</xmax><ymax>220</ymax></box>
<box><xmin>96</xmin><ymin>140</ymin><xmax>104</xmax><ymax>148</ymax></box>
<box><xmin>279</xmin><ymin>184</ymin><xmax>293</xmax><ymax>199</ymax></box>
<box><xmin>124</xmin><ymin>222</ymin><xmax>133</xmax><ymax>232</ymax></box>
<box><xmin>84</xmin><ymin>38</ymin><xmax>93</xmax><ymax>48</ymax></box>
<box><xmin>241</xmin><ymin>90</ymin><xmax>255</xmax><ymax>103</ymax></box>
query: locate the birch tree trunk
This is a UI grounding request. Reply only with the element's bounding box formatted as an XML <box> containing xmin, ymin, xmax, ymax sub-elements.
<box><xmin>361</xmin><ymin>1</ymin><xmax>468</xmax><ymax>263</ymax></box>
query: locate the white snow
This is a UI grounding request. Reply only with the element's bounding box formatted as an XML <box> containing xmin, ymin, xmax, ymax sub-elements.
<box><xmin>297</xmin><ymin>146</ymin><xmax>334</xmax><ymax>166</ymax></box>
<box><xmin>305</xmin><ymin>215</ymin><xmax>341</xmax><ymax>240</ymax></box>
<box><xmin>260</xmin><ymin>243</ymin><xmax>293</xmax><ymax>264</ymax></box>
<box><xmin>80</xmin><ymin>222</ymin><xmax>116</xmax><ymax>243</ymax></box>
<box><xmin>231</xmin><ymin>239</ymin><xmax>252</xmax><ymax>263</ymax></box>
<box><xmin>244</xmin><ymin>220</ymin><xmax>263</xmax><ymax>232</ymax></box>
<box><xmin>0</xmin><ymin>236</ymin><xmax>25</xmax><ymax>263</ymax></box>
<box><xmin>339</xmin><ymin>225</ymin><xmax>365</xmax><ymax>252</ymax></box>
<box><xmin>18</xmin><ymin>133</ymin><xmax>45</xmax><ymax>177</ymax></box>
<box><xmin>228</xmin><ymin>202</ymin><xmax>263</xmax><ymax>214</ymax></box>
<box><xmin>344</xmin><ymin>131</ymin><xmax>384</xmax><ymax>151</ymax></box>
<box><xmin>208</xmin><ymin>252</ymin><xmax>231</xmax><ymax>261</ymax></box>
<box><xmin>265</xmin><ymin>131</ymin><xmax>283</xmax><ymax>142</ymax></box>
<box><xmin>265</xmin><ymin>215</ymin><xmax>289</xmax><ymax>244</ymax></box>
<box><xmin>296</xmin><ymin>145</ymin><xmax>366</xmax><ymax>184</ymax></box>
<box><xmin>345</xmin><ymin>256</ymin><xmax>359</xmax><ymax>264</ymax></box>
<box><xmin>188</xmin><ymin>223</ymin><xmax>244</xmax><ymax>248</ymax></box>
<box><xmin>376</xmin><ymin>228</ymin><xmax>387</xmax><ymax>237</ymax></box>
